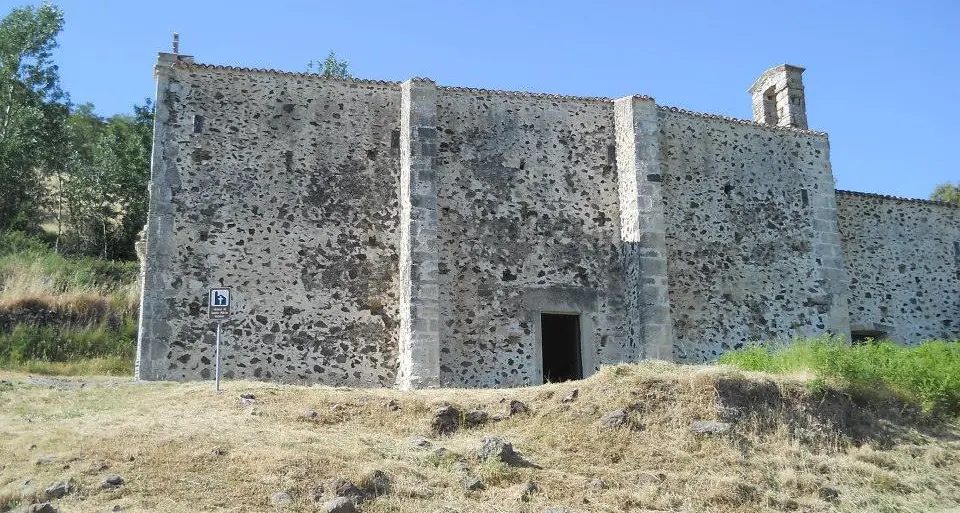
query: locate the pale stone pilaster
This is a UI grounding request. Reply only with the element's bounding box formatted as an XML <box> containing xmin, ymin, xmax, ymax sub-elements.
<box><xmin>396</xmin><ymin>79</ymin><xmax>441</xmax><ymax>389</ymax></box>
<box><xmin>614</xmin><ymin>96</ymin><xmax>674</xmax><ymax>360</ymax></box>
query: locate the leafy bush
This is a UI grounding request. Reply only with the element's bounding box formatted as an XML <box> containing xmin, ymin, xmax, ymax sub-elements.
<box><xmin>0</xmin><ymin>318</ymin><xmax>136</xmax><ymax>365</ymax></box>
<box><xmin>719</xmin><ymin>336</ymin><xmax>960</xmax><ymax>416</ymax></box>
<box><xmin>0</xmin><ymin>231</ymin><xmax>49</xmax><ymax>256</ymax></box>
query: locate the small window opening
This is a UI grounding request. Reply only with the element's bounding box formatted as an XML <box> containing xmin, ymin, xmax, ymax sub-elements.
<box><xmin>193</xmin><ymin>115</ymin><xmax>204</xmax><ymax>134</ymax></box>
<box><xmin>851</xmin><ymin>329</ymin><xmax>887</xmax><ymax>344</ymax></box>
<box><xmin>762</xmin><ymin>86</ymin><xmax>779</xmax><ymax>125</ymax></box>
<box><xmin>541</xmin><ymin>313</ymin><xmax>582</xmax><ymax>383</ymax></box>
<box><xmin>800</xmin><ymin>189</ymin><xmax>809</xmax><ymax>207</ymax></box>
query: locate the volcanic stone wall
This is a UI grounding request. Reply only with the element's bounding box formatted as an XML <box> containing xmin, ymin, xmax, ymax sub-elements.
<box><xmin>658</xmin><ymin>108</ymin><xmax>850</xmax><ymax>362</ymax></box>
<box><xmin>837</xmin><ymin>192</ymin><xmax>960</xmax><ymax>343</ymax></box>
<box><xmin>137</xmin><ymin>57</ymin><xmax>403</xmax><ymax>385</ymax></box>
<box><xmin>433</xmin><ymin>88</ymin><xmax>628</xmax><ymax>386</ymax></box>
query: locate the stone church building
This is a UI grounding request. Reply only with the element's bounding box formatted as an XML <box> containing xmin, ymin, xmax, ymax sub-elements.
<box><xmin>136</xmin><ymin>51</ymin><xmax>959</xmax><ymax>388</ymax></box>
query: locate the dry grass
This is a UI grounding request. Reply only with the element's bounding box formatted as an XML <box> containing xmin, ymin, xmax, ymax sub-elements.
<box><xmin>0</xmin><ymin>362</ymin><xmax>958</xmax><ymax>513</ymax></box>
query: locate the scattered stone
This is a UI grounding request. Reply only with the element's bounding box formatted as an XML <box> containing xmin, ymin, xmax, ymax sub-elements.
<box><xmin>28</xmin><ymin>444</ymin><xmax>37</xmax><ymax>450</ymax></box>
<box><xmin>362</xmin><ymin>469</ymin><xmax>390</xmax><ymax>496</ymax></box>
<box><xmin>599</xmin><ymin>409</ymin><xmax>630</xmax><ymax>429</ymax></box>
<box><xmin>490</xmin><ymin>413</ymin><xmax>507</xmax><ymax>421</ymax></box>
<box><xmin>461</xmin><ymin>476</ymin><xmax>484</xmax><ymax>491</ymax></box>
<box><xmin>561</xmin><ymin>389</ymin><xmax>579</xmax><ymax>403</ymax></box>
<box><xmin>44</xmin><ymin>480</ymin><xmax>70</xmax><ymax>499</ymax></box>
<box><xmin>432</xmin><ymin>447</ymin><xmax>449</xmax><ymax>458</ymax></box>
<box><xmin>818</xmin><ymin>486</ymin><xmax>840</xmax><ymax>503</ymax></box>
<box><xmin>519</xmin><ymin>481</ymin><xmax>539</xmax><ymax>501</ymax></box>
<box><xmin>110</xmin><ymin>506</ymin><xmax>123</xmax><ymax>512</ymax></box>
<box><xmin>431</xmin><ymin>405</ymin><xmax>461</xmax><ymax>435</ymax></box>
<box><xmin>100</xmin><ymin>475</ymin><xmax>125</xmax><ymax>489</ymax></box>
<box><xmin>27</xmin><ymin>503</ymin><xmax>58</xmax><ymax>513</ymax></box>
<box><xmin>452</xmin><ymin>459</ymin><xmax>470</xmax><ymax>473</ymax></box>
<box><xmin>211</xmin><ymin>447</ymin><xmax>227</xmax><ymax>457</ymax></box>
<box><xmin>464</xmin><ymin>409</ymin><xmax>489</xmax><ymax>427</ymax></box>
<box><xmin>477</xmin><ymin>436</ymin><xmax>516</xmax><ymax>463</ymax></box>
<box><xmin>329</xmin><ymin>403</ymin><xmax>344</xmax><ymax>412</ymax></box>
<box><xmin>690</xmin><ymin>420</ymin><xmax>732</xmax><ymax>435</ymax></box>
<box><xmin>509</xmin><ymin>400</ymin><xmax>529</xmax><ymax>415</ymax></box>
<box><xmin>329</xmin><ymin>477</ymin><xmax>363</xmax><ymax>500</ymax></box>
<box><xmin>270</xmin><ymin>492</ymin><xmax>293</xmax><ymax>506</ymax></box>
<box><xmin>303</xmin><ymin>409</ymin><xmax>319</xmax><ymax>419</ymax></box>
<box><xmin>589</xmin><ymin>478</ymin><xmax>606</xmax><ymax>489</ymax></box>
<box><xmin>411</xmin><ymin>437</ymin><xmax>431</xmax><ymax>448</ymax></box>
<box><xmin>384</xmin><ymin>399</ymin><xmax>399</xmax><ymax>411</ymax></box>
<box><xmin>35</xmin><ymin>456</ymin><xmax>56</xmax><ymax>465</ymax></box>
<box><xmin>238</xmin><ymin>393</ymin><xmax>256</xmax><ymax>405</ymax></box>
<box><xmin>323</xmin><ymin>497</ymin><xmax>358</xmax><ymax>513</ymax></box>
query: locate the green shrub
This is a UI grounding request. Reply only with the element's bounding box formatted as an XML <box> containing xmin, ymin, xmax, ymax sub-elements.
<box><xmin>0</xmin><ymin>230</ymin><xmax>49</xmax><ymax>256</ymax></box>
<box><xmin>719</xmin><ymin>336</ymin><xmax>960</xmax><ymax>416</ymax></box>
<box><xmin>0</xmin><ymin>318</ymin><xmax>136</xmax><ymax>364</ymax></box>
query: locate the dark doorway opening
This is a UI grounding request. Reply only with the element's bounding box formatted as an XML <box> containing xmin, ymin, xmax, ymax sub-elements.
<box><xmin>541</xmin><ymin>313</ymin><xmax>582</xmax><ymax>383</ymax></box>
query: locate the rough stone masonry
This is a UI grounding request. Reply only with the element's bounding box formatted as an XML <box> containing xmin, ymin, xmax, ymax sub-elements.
<box><xmin>136</xmin><ymin>54</ymin><xmax>960</xmax><ymax>388</ymax></box>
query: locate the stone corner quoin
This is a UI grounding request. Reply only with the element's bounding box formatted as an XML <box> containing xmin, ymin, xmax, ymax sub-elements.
<box><xmin>135</xmin><ymin>55</ymin><xmax>960</xmax><ymax>387</ymax></box>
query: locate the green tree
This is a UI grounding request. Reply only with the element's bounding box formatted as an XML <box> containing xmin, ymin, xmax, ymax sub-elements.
<box><xmin>60</xmin><ymin>100</ymin><xmax>153</xmax><ymax>259</ymax></box>
<box><xmin>306</xmin><ymin>50</ymin><xmax>350</xmax><ymax>78</ymax></box>
<box><xmin>930</xmin><ymin>183</ymin><xmax>960</xmax><ymax>206</ymax></box>
<box><xmin>0</xmin><ymin>3</ymin><xmax>67</xmax><ymax>231</ymax></box>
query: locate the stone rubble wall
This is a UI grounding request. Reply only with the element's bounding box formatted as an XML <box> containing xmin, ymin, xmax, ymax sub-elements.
<box><xmin>433</xmin><ymin>89</ymin><xmax>628</xmax><ymax>386</ymax></box>
<box><xmin>657</xmin><ymin>107</ymin><xmax>849</xmax><ymax>362</ymax></box>
<box><xmin>137</xmin><ymin>61</ymin><xmax>404</xmax><ymax>385</ymax></box>
<box><xmin>137</xmin><ymin>57</ymin><xmax>957</xmax><ymax>388</ymax></box>
<box><xmin>837</xmin><ymin>192</ymin><xmax>960</xmax><ymax>343</ymax></box>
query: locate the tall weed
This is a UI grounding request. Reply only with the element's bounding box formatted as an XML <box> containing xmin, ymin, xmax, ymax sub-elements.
<box><xmin>719</xmin><ymin>336</ymin><xmax>960</xmax><ymax>416</ymax></box>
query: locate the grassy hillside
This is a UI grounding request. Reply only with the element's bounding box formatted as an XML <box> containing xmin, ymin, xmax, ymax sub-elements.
<box><xmin>1</xmin><ymin>362</ymin><xmax>958</xmax><ymax>513</ymax></box>
<box><xmin>0</xmin><ymin>231</ymin><xmax>138</xmax><ymax>375</ymax></box>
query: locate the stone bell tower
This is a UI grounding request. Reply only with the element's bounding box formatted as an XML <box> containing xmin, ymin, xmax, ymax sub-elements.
<box><xmin>748</xmin><ymin>64</ymin><xmax>807</xmax><ymax>129</ymax></box>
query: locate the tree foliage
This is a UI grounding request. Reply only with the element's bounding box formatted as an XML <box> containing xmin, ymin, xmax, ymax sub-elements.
<box><xmin>58</xmin><ymin>101</ymin><xmax>153</xmax><ymax>259</ymax></box>
<box><xmin>0</xmin><ymin>3</ymin><xmax>153</xmax><ymax>261</ymax></box>
<box><xmin>930</xmin><ymin>183</ymin><xmax>960</xmax><ymax>206</ymax></box>
<box><xmin>307</xmin><ymin>50</ymin><xmax>350</xmax><ymax>78</ymax></box>
<box><xmin>0</xmin><ymin>3</ymin><xmax>67</xmax><ymax>230</ymax></box>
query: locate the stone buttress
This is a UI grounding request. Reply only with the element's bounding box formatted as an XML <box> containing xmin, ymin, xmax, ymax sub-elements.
<box><xmin>613</xmin><ymin>96</ymin><xmax>673</xmax><ymax>359</ymax></box>
<box><xmin>396</xmin><ymin>79</ymin><xmax>441</xmax><ymax>389</ymax></box>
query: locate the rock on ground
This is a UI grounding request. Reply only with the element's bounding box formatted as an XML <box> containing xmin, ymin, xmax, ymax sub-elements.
<box><xmin>100</xmin><ymin>475</ymin><xmax>124</xmax><ymax>489</ymax></box>
<box><xmin>26</xmin><ymin>504</ymin><xmax>58</xmax><ymax>513</ymax></box>
<box><xmin>690</xmin><ymin>420</ymin><xmax>732</xmax><ymax>435</ymax></box>
<box><xmin>432</xmin><ymin>405</ymin><xmax>460</xmax><ymax>435</ymax></box>
<box><xmin>330</xmin><ymin>477</ymin><xmax>364</xmax><ymax>501</ymax></box>
<box><xmin>323</xmin><ymin>497</ymin><xmax>358</xmax><ymax>513</ymax></box>
<box><xmin>464</xmin><ymin>409</ymin><xmax>489</xmax><ymax>427</ymax></box>
<box><xmin>509</xmin><ymin>400</ymin><xmax>530</xmax><ymax>415</ymax></box>
<box><xmin>477</xmin><ymin>436</ymin><xmax>516</xmax><ymax>462</ymax></box>
<box><xmin>270</xmin><ymin>492</ymin><xmax>293</xmax><ymax>506</ymax></box>
<box><xmin>44</xmin><ymin>480</ymin><xmax>70</xmax><ymax>499</ymax></box>
<box><xmin>599</xmin><ymin>409</ymin><xmax>630</xmax><ymax>429</ymax></box>
<box><xmin>461</xmin><ymin>476</ymin><xmax>484</xmax><ymax>491</ymax></box>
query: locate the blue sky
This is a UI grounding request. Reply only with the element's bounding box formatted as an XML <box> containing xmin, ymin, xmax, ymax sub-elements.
<box><xmin>10</xmin><ymin>0</ymin><xmax>956</xmax><ymax>199</ymax></box>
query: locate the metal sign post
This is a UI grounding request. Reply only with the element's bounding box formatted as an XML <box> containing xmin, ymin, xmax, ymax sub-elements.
<box><xmin>215</xmin><ymin>320</ymin><xmax>222</xmax><ymax>392</ymax></box>
<box><xmin>209</xmin><ymin>288</ymin><xmax>231</xmax><ymax>393</ymax></box>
